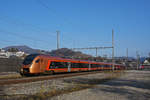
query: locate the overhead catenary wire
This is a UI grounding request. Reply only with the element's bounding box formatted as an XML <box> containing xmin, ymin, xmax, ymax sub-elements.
<box><xmin>0</xmin><ymin>37</ymin><xmax>51</xmax><ymax>50</ymax></box>
<box><xmin>0</xmin><ymin>14</ymin><xmax>56</xmax><ymax>37</ymax></box>
<box><xmin>35</xmin><ymin>0</ymin><xmax>73</xmax><ymax>28</ymax></box>
<box><xmin>0</xmin><ymin>14</ymin><xmax>58</xmax><ymax>50</ymax></box>
<box><xmin>0</xmin><ymin>29</ymin><xmax>52</xmax><ymax>43</ymax></box>
<box><xmin>0</xmin><ymin>3</ymin><xmax>72</xmax><ymax>51</ymax></box>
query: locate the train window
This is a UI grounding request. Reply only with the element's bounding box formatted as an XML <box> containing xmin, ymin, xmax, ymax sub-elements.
<box><xmin>50</xmin><ymin>62</ymin><xmax>55</xmax><ymax>69</ymax></box>
<box><xmin>71</xmin><ymin>63</ymin><xmax>89</xmax><ymax>68</ymax></box>
<box><xmin>91</xmin><ymin>64</ymin><xmax>97</xmax><ymax>68</ymax></box>
<box><xmin>71</xmin><ymin>63</ymin><xmax>80</xmax><ymax>68</ymax></box>
<box><xmin>105</xmin><ymin>65</ymin><xmax>110</xmax><ymax>67</ymax></box>
<box><xmin>79</xmin><ymin>63</ymin><xmax>83</xmax><ymax>68</ymax></box>
<box><xmin>91</xmin><ymin>64</ymin><xmax>94</xmax><ymax>68</ymax></box>
<box><xmin>85</xmin><ymin>64</ymin><xmax>88</xmax><ymax>67</ymax></box>
<box><xmin>50</xmin><ymin>61</ymin><xmax>68</xmax><ymax>69</ymax></box>
<box><xmin>35</xmin><ymin>59</ymin><xmax>40</xmax><ymax>63</ymax></box>
<box><xmin>80</xmin><ymin>63</ymin><xmax>89</xmax><ymax>68</ymax></box>
<box><xmin>23</xmin><ymin>54</ymin><xmax>39</xmax><ymax>65</ymax></box>
<box><xmin>96</xmin><ymin>64</ymin><xmax>99</xmax><ymax>67</ymax></box>
<box><xmin>59</xmin><ymin>62</ymin><xmax>68</xmax><ymax>68</ymax></box>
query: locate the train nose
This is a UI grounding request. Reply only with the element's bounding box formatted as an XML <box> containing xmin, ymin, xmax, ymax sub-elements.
<box><xmin>20</xmin><ymin>64</ymin><xmax>31</xmax><ymax>75</ymax></box>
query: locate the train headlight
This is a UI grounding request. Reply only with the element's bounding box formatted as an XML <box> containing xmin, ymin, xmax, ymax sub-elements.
<box><xmin>20</xmin><ymin>68</ymin><xmax>23</xmax><ymax>72</ymax></box>
<box><xmin>30</xmin><ymin>65</ymin><xmax>33</xmax><ymax>68</ymax></box>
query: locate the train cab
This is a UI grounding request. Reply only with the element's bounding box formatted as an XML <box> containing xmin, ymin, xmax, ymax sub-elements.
<box><xmin>20</xmin><ymin>54</ymin><xmax>41</xmax><ymax>75</ymax></box>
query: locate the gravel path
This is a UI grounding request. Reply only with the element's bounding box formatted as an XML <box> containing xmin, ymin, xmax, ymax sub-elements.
<box><xmin>51</xmin><ymin>70</ymin><xmax>150</xmax><ymax>100</ymax></box>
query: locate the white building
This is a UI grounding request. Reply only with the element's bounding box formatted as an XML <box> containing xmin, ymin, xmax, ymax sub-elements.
<box><xmin>143</xmin><ymin>59</ymin><xmax>150</xmax><ymax>65</ymax></box>
<box><xmin>0</xmin><ymin>49</ymin><xmax>8</xmax><ymax>58</ymax></box>
<box><xmin>0</xmin><ymin>49</ymin><xmax>25</xmax><ymax>58</ymax></box>
<box><xmin>16</xmin><ymin>51</ymin><xmax>25</xmax><ymax>57</ymax></box>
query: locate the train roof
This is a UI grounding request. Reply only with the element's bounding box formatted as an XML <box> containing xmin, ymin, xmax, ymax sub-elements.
<box><xmin>30</xmin><ymin>54</ymin><xmax>120</xmax><ymax>65</ymax></box>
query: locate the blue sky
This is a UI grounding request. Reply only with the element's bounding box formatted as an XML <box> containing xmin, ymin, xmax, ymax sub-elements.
<box><xmin>0</xmin><ymin>0</ymin><xmax>150</xmax><ymax>57</ymax></box>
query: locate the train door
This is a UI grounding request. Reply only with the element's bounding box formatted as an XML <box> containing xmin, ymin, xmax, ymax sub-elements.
<box><xmin>34</xmin><ymin>59</ymin><xmax>41</xmax><ymax>73</ymax></box>
<box><xmin>68</xmin><ymin>62</ymin><xmax>71</xmax><ymax>72</ymax></box>
<box><xmin>39</xmin><ymin>58</ymin><xmax>45</xmax><ymax>72</ymax></box>
<box><xmin>89</xmin><ymin>64</ymin><xmax>91</xmax><ymax>71</ymax></box>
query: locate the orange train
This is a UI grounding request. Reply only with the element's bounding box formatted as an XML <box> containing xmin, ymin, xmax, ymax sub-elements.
<box><xmin>20</xmin><ymin>54</ymin><xmax>124</xmax><ymax>76</ymax></box>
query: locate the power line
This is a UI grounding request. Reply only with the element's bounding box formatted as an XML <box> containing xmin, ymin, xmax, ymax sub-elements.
<box><xmin>35</xmin><ymin>0</ymin><xmax>73</xmax><ymax>28</ymax></box>
<box><xmin>72</xmin><ymin>46</ymin><xmax>113</xmax><ymax>57</ymax></box>
<box><xmin>36</xmin><ymin>0</ymin><xmax>52</xmax><ymax>11</ymax></box>
<box><xmin>71</xmin><ymin>29</ymin><xmax>115</xmax><ymax>71</ymax></box>
<box><xmin>72</xmin><ymin>46</ymin><xmax>113</xmax><ymax>50</ymax></box>
<box><xmin>0</xmin><ymin>37</ymin><xmax>51</xmax><ymax>50</ymax></box>
<box><xmin>0</xmin><ymin>14</ymin><xmax>56</xmax><ymax>37</ymax></box>
<box><xmin>0</xmin><ymin>29</ymin><xmax>52</xmax><ymax>44</ymax></box>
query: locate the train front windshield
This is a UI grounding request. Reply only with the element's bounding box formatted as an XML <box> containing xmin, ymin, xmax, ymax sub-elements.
<box><xmin>23</xmin><ymin>54</ymin><xmax>39</xmax><ymax>65</ymax></box>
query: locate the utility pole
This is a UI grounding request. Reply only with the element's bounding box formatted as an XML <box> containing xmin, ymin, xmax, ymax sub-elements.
<box><xmin>96</xmin><ymin>48</ymin><xmax>98</xmax><ymax>57</ymax></box>
<box><xmin>112</xmin><ymin>29</ymin><xmax>115</xmax><ymax>71</ymax></box>
<box><xmin>56</xmin><ymin>30</ymin><xmax>60</xmax><ymax>49</ymax></box>
<box><xmin>126</xmin><ymin>48</ymin><xmax>129</xmax><ymax>70</ymax></box>
<box><xmin>71</xmin><ymin>30</ymin><xmax>114</xmax><ymax>64</ymax></box>
<box><xmin>136</xmin><ymin>51</ymin><xmax>140</xmax><ymax>70</ymax></box>
<box><xmin>126</xmin><ymin>48</ymin><xmax>128</xmax><ymax>60</ymax></box>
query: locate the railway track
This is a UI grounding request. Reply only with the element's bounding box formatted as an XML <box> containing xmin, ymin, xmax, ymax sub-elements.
<box><xmin>0</xmin><ymin>70</ymin><xmax>121</xmax><ymax>86</ymax></box>
<box><xmin>0</xmin><ymin>76</ymin><xmax>21</xmax><ymax>80</ymax></box>
<box><xmin>0</xmin><ymin>73</ymin><xmax>21</xmax><ymax>80</ymax></box>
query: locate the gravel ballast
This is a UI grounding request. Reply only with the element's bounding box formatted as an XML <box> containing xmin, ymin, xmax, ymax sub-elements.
<box><xmin>51</xmin><ymin>70</ymin><xmax>150</xmax><ymax>100</ymax></box>
<box><xmin>0</xmin><ymin>70</ymin><xmax>150</xmax><ymax>100</ymax></box>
